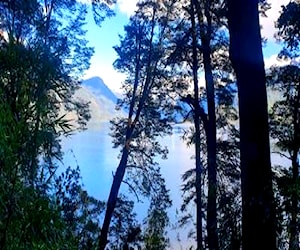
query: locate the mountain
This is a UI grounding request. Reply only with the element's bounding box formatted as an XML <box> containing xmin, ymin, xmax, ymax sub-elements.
<box><xmin>64</xmin><ymin>77</ymin><xmax>122</xmax><ymax>130</ymax></box>
<box><xmin>82</xmin><ymin>77</ymin><xmax>118</xmax><ymax>104</ymax></box>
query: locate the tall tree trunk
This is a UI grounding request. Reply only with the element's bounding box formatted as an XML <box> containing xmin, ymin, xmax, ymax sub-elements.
<box><xmin>290</xmin><ymin>90</ymin><xmax>299</xmax><ymax>250</ymax></box>
<box><xmin>193</xmin><ymin>0</ymin><xmax>218</xmax><ymax>248</ymax></box>
<box><xmin>191</xmin><ymin>3</ymin><xmax>204</xmax><ymax>249</ymax></box>
<box><xmin>203</xmin><ymin>40</ymin><xmax>218</xmax><ymax>250</ymax></box>
<box><xmin>227</xmin><ymin>0</ymin><xmax>276</xmax><ymax>249</ymax></box>
<box><xmin>97</xmin><ymin>147</ymin><xmax>130</xmax><ymax>250</ymax></box>
<box><xmin>98</xmin><ymin>25</ymin><xmax>143</xmax><ymax>249</ymax></box>
<box><xmin>290</xmin><ymin>150</ymin><xmax>299</xmax><ymax>250</ymax></box>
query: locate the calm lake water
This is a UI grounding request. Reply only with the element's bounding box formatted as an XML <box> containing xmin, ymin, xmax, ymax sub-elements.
<box><xmin>61</xmin><ymin>122</ymin><xmax>196</xmax><ymax>249</ymax></box>
<box><xmin>61</xmin><ymin>121</ymin><xmax>288</xmax><ymax>249</ymax></box>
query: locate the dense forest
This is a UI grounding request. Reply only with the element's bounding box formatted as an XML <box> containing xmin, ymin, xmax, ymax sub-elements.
<box><xmin>0</xmin><ymin>0</ymin><xmax>299</xmax><ymax>249</ymax></box>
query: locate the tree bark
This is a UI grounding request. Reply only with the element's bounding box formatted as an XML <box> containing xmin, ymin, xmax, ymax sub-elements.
<box><xmin>290</xmin><ymin>149</ymin><xmax>299</xmax><ymax>250</ymax></box>
<box><xmin>97</xmin><ymin>9</ymin><xmax>159</xmax><ymax>249</ymax></box>
<box><xmin>202</xmin><ymin>35</ymin><xmax>218</xmax><ymax>250</ymax></box>
<box><xmin>192</xmin><ymin>0</ymin><xmax>218</xmax><ymax>248</ymax></box>
<box><xmin>97</xmin><ymin>22</ymin><xmax>143</xmax><ymax>249</ymax></box>
<box><xmin>190</xmin><ymin>3</ymin><xmax>204</xmax><ymax>249</ymax></box>
<box><xmin>227</xmin><ymin>0</ymin><xmax>276</xmax><ymax>249</ymax></box>
<box><xmin>97</xmin><ymin>147</ymin><xmax>129</xmax><ymax>250</ymax></box>
<box><xmin>289</xmin><ymin>89</ymin><xmax>299</xmax><ymax>250</ymax></box>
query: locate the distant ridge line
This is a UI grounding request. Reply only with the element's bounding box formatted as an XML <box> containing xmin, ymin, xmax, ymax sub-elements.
<box><xmin>82</xmin><ymin>76</ymin><xmax>118</xmax><ymax>103</ymax></box>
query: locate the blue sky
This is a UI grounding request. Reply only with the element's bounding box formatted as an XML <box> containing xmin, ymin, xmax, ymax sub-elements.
<box><xmin>82</xmin><ymin>0</ymin><xmax>290</xmax><ymax>94</ymax></box>
<box><xmin>82</xmin><ymin>1</ymin><xmax>133</xmax><ymax>94</ymax></box>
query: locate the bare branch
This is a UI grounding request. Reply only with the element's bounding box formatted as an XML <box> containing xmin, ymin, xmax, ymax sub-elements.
<box><xmin>271</xmin><ymin>150</ymin><xmax>291</xmax><ymax>161</ymax></box>
<box><xmin>122</xmin><ymin>179</ymin><xmax>141</xmax><ymax>203</ymax></box>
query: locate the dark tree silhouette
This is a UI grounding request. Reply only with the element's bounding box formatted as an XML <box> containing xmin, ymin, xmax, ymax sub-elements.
<box><xmin>190</xmin><ymin>2</ymin><xmax>204</xmax><ymax>248</ymax></box>
<box><xmin>98</xmin><ymin>1</ymin><xmax>178</xmax><ymax>248</ymax></box>
<box><xmin>227</xmin><ymin>0</ymin><xmax>276</xmax><ymax>249</ymax></box>
<box><xmin>193</xmin><ymin>0</ymin><xmax>219</xmax><ymax>247</ymax></box>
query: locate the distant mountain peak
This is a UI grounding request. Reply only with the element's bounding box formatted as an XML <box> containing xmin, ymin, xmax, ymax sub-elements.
<box><xmin>82</xmin><ymin>76</ymin><xmax>117</xmax><ymax>104</ymax></box>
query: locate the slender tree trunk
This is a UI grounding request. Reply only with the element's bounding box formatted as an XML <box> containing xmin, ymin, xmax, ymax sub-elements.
<box><xmin>97</xmin><ymin>9</ymin><xmax>160</xmax><ymax>248</ymax></box>
<box><xmin>98</xmin><ymin>92</ymin><xmax>141</xmax><ymax>250</ymax></box>
<box><xmin>98</xmin><ymin>147</ymin><xmax>129</xmax><ymax>250</ymax></box>
<box><xmin>290</xmin><ymin>149</ymin><xmax>299</xmax><ymax>250</ymax></box>
<box><xmin>97</xmin><ymin>25</ymin><xmax>143</xmax><ymax>249</ymax></box>
<box><xmin>192</xmin><ymin>0</ymin><xmax>218</xmax><ymax>248</ymax></box>
<box><xmin>227</xmin><ymin>0</ymin><xmax>276</xmax><ymax>249</ymax></box>
<box><xmin>203</xmin><ymin>42</ymin><xmax>218</xmax><ymax>250</ymax></box>
<box><xmin>290</xmin><ymin>91</ymin><xmax>299</xmax><ymax>250</ymax></box>
<box><xmin>191</xmin><ymin>3</ymin><xmax>204</xmax><ymax>249</ymax></box>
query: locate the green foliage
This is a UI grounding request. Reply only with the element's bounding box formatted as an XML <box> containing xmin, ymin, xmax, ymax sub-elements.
<box><xmin>108</xmin><ymin>194</ymin><xmax>142</xmax><ymax>249</ymax></box>
<box><xmin>107</xmin><ymin>0</ymin><xmax>182</xmax><ymax>247</ymax></box>
<box><xmin>143</xmin><ymin>172</ymin><xmax>172</xmax><ymax>250</ymax></box>
<box><xmin>0</xmin><ymin>0</ymin><xmax>93</xmax><ymax>182</ymax></box>
<box><xmin>277</xmin><ymin>1</ymin><xmax>300</xmax><ymax>55</ymax></box>
<box><xmin>0</xmin><ymin>182</ymin><xmax>65</xmax><ymax>249</ymax></box>
<box><xmin>55</xmin><ymin>166</ymin><xmax>142</xmax><ymax>250</ymax></box>
<box><xmin>272</xmin><ymin>166</ymin><xmax>300</xmax><ymax>249</ymax></box>
<box><xmin>55</xmin><ymin>166</ymin><xmax>106</xmax><ymax>249</ymax></box>
<box><xmin>268</xmin><ymin>5</ymin><xmax>300</xmax><ymax>246</ymax></box>
<box><xmin>268</xmin><ymin>65</ymin><xmax>300</xmax><ymax>154</ymax></box>
<box><xmin>267</xmin><ymin>63</ymin><xmax>300</xmax><ymax>248</ymax></box>
<box><xmin>92</xmin><ymin>0</ymin><xmax>116</xmax><ymax>26</ymax></box>
<box><xmin>0</xmin><ymin>0</ymin><xmax>113</xmax><ymax>249</ymax></box>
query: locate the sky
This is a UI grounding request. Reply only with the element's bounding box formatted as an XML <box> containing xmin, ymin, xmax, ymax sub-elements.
<box><xmin>82</xmin><ymin>0</ymin><xmax>290</xmax><ymax>94</ymax></box>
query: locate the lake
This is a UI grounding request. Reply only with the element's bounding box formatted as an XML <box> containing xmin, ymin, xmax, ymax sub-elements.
<box><xmin>61</xmin><ymin>122</ymin><xmax>196</xmax><ymax>249</ymax></box>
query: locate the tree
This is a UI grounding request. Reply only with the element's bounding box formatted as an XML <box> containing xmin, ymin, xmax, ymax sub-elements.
<box><xmin>97</xmin><ymin>1</ymin><xmax>182</xmax><ymax>248</ymax></box>
<box><xmin>191</xmin><ymin>0</ymin><xmax>219</xmax><ymax>248</ymax></box>
<box><xmin>268</xmin><ymin>65</ymin><xmax>300</xmax><ymax>249</ymax></box>
<box><xmin>107</xmin><ymin>194</ymin><xmax>142</xmax><ymax>250</ymax></box>
<box><xmin>172</xmin><ymin>0</ymin><xmax>234</xmax><ymax>247</ymax></box>
<box><xmin>144</xmin><ymin>172</ymin><xmax>172</xmax><ymax>250</ymax></box>
<box><xmin>276</xmin><ymin>1</ymin><xmax>300</xmax><ymax>58</ymax></box>
<box><xmin>54</xmin><ymin>166</ymin><xmax>105</xmax><ymax>249</ymax></box>
<box><xmin>269</xmin><ymin>65</ymin><xmax>300</xmax><ymax>249</ymax></box>
<box><xmin>190</xmin><ymin>2</ymin><xmax>205</xmax><ymax>248</ymax></box>
<box><xmin>0</xmin><ymin>0</ymin><xmax>113</xmax><ymax>248</ymax></box>
<box><xmin>227</xmin><ymin>0</ymin><xmax>276</xmax><ymax>249</ymax></box>
<box><xmin>216</xmin><ymin>117</ymin><xmax>241</xmax><ymax>250</ymax></box>
<box><xmin>180</xmin><ymin>84</ymin><xmax>241</xmax><ymax>250</ymax></box>
<box><xmin>270</xmin><ymin>2</ymin><xmax>300</xmax><ymax>248</ymax></box>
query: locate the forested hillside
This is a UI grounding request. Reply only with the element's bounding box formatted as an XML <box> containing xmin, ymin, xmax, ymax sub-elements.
<box><xmin>0</xmin><ymin>0</ymin><xmax>299</xmax><ymax>249</ymax></box>
<box><xmin>67</xmin><ymin>77</ymin><xmax>119</xmax><ymax>129</ymax></box>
